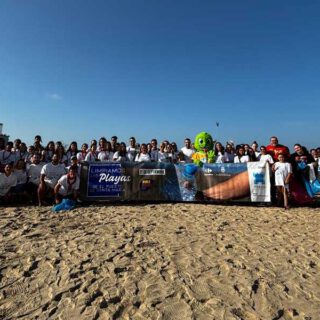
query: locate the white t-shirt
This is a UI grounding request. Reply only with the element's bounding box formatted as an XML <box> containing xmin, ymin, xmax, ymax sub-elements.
<box><xmin>180</xmin><ymin>147</ymin><xmax>194</xmax><ymax>163</ymax></box>
<box><xmin>126</xmin><ymin>147</ymin><xmax>137</xmax><ymax>162</ymax></box>
<box><xmin>85</xmin><ymin>152</ymin><xmax>98</xmax><ymax>162</ymax></box>
<box><xmin>135</xmin><ymin>153</ymin><xmax>151</xmax><ymax>162</ymax></box>
<box><xmin>113</xmin><ymin>152</ymin><xmax>129</xmax><ymax>163</ymax></box>
<box><xmin>0</xmin><ymin>173</ymin><xmax>17</xmax><ymax>196</ymax></box>
<box><xmin>157</xmin><ymin>151</ymin><xmax>170</xmax><ymax>163</ymax></box>
<box><xmin>13</xmin><ymin>169</ymin><xmax>27</xmax><ymax>185</ymax></box>
<box><xmin>57</xmin><ymin>174</ymin><xmax>80</xmax><ymax>196</ymax></box>
<box><xmin>27</xmin><ymin>163</ymin><xmax>44</xmax><ymax>185</ymax></box>
<box><xmin>234</xmin><ymin>155</ymin><xmax>250</xmax><ymax>163</ymax></box>
<box><xmin>215</xmin><ymin>152</ymin><xmax>226</xmax><ymax>163</ymax></box>
<box><xmin>274</xmin><ymin>162</ymin><xmax>292</xmax><ymax>186</ymax></box>
<box><xmin>0</xmin><ymin>151</ymin><xmax>16</xmax><ymax>165</ymax></box>
<box><xmin>41</xmin><ymin>163</ymin><xmax>66</xmax><ymax>188</ymax></box>
<box><xmin>258</xmin><ymin>154</ymin><xmax>274</xmax><ymax>165</ymax></box>
<box><xmin>76</xmin><ymin>152</ymin><xmax>87</xmax><ymax>162</ymax></box>
<box><xmin>98</xmin><ymin>151</ymin><xmax>114</xmax><ymax>162</ymax></box>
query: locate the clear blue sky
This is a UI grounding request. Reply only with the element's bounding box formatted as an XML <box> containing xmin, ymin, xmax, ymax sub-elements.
<box><xmin>1</xmin><ymin>0</ymin><xmax>319</xmax><ymax>150</ymax></box>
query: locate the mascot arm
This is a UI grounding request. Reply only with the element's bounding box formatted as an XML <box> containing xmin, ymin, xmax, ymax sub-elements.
<box><xmin>207</xmin><ymin>150</ymin><xmax>215</xmax><ymax>163</ymax></box>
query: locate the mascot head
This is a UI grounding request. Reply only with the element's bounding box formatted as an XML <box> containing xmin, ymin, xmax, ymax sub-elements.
<box><xmin>194</xmin><ymin>132</ymin><xmax>214</xmax><ymax>152</ymax></box>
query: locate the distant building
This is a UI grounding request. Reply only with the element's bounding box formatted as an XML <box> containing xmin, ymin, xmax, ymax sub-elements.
<box><xmin>0</xmin><ymin>123</ymin><xmax>10</xmax><ymax>144</ymax></box>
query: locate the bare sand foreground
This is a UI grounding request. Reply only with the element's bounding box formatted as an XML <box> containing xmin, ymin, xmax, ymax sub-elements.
<box><xmin>0</xmin><ymin>204</ymin><xmax>319</xmax><ymax>320</ymax></box>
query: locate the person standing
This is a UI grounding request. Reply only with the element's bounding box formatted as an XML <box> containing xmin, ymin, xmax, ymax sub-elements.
<box><xmin>33</xmin><ymin>135</ymin><xmax>44</xmax><ymax>153</ymax></box>
<box><xmin>66</xmin><ymin>141</ymin><xmax>79</xmax><ymax>165</ymax></box>
<box><xmin>126</xmin><ymin>137</ymin><xmax>137</xmax><ymax>162</ymax></box>
<box><xmin>77</xmin><ymin>143</ymin><xmax>88</xmax><ymax>162</ymax></box>
<box><xmin>85</xmin><ymin>143</ymin><xmax>99</xmax><ymax>162</ymax></box>
<box><xmin>0</xmin><ymin>142</ymin><xmax>16</xmax><ymax>170</ymax></box>
<box><xmin>257</xmin><ymin>146</ymin><xmax>274</xmax><ymax>166</ymax></box>
<box><xmin>98</xmin><ymin>141</ymin><xmax>114</xmax><ymax>162</ymax></box>
<box><xmin>180</xmin><ymin>138</ymin><xmax>194</xmax><ymax>163</ymax></box>
<box><xmin>135</xmin><ymin>144</ymin><xmax>152</xmax><ymax>162</ymax></box>
<box><xmin>272</xmin><ymin>153</ymin><xmax>292</xmax><ymax>209</ymax></box>
<box><xmin>150</xmin><ymin>139</ymin><xmax>159</xmax><ymax>162</ymax></box>
<box><xmin>110</xmin><ymin>136</ymin><xmax>118</xmax><ymax>153</ymax></box>
<box><xmin>113</xmin><ymin>143</ymin><xmax>130</xmax><ymax>162</ymax></box>
<box><xmin>157</xmin><ymin>142</ymin><xmax>170</xmax><ymax>163</ymax></box>
<box><xmin>266</xmin><ymin>136</ymin><xmax>290</xmax><ymax>162</ymax></box>
<box><xmin>224</xmin><ymin>143</ymin><xmax>235</xmax><ymax>163</ymax></box>
<box><xmin>234</xmin><ymin>147</ymin><xmax>250</xmax><ymax>163</ymax></box>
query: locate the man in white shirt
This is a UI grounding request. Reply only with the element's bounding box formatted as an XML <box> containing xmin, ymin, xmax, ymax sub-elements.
<box><xmin>0</xmin><ymin>163</ymin><xmax>17</xmax><ymax>202</ymax></box>
<box><xmin>180</xmin><ymin>138</ymin><xmax>194</xmax><ymax>163</ymax></box>
<box><xmin>38</xmin><ymin>154</ymin><xmax>66</xmax><ymax>206</ymax></box>
<box><xmin>126</xmin><ymin>137</ymin><xmax>137</xmax><ymax>162</ymax></box>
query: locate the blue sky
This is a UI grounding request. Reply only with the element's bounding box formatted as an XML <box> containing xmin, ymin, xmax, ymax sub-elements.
<box><xmin>1</xmin><ymin>0</ymin><xmax>319</xmax><ymax>149</ymax></box>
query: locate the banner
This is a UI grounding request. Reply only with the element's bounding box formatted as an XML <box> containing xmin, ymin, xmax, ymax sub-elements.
<box><xmin>80</xmin><ymin>162</ymin><xmax>181</xmax><ymax>201</ymax></box>
<box><xmin>79</xmin><ymin>162</ymin><xmax>271</xmax><ymax>203</ymax></box>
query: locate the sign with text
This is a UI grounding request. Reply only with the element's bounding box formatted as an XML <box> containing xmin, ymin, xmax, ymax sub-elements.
<box><xmin>87</xmin><ymin>163</ymin><xmax>127</xmax><ymax>198</ymax></box>
<box><xmin>80</xmin><ymin>162</ymin><xmax>273</xmax><ymax>203</ymax></box>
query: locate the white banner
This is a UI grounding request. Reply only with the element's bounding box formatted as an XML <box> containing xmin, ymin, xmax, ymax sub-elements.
<box><xmin>247</xmin><ymin>162</ymin><xmax>271</xmax><ymax>202</ymax></box>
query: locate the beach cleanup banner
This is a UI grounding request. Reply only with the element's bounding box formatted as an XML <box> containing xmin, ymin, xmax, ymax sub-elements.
<box><xmin>79</xmin><ymin>162</ymin><xmax>271</xmax><ymax>203</ymax></box>
<box><xmin>193</xmin><ymin>162</ymin><xmax>271</xmax><ymax>202</ymax></box>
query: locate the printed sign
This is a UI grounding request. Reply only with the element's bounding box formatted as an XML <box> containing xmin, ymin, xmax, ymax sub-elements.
<box><xmin>80</xmin><ymin>162</ymin><xmax>272</xmax><ymax>203</ymax></box>
<box><xmin>87</xmin><ymin>163</ymin><xmax>129</xmax><ymax>197</ymax></box>
<box><xmin>247</xmin><ymin>162</ymin><xmax>271</xmax><ymax>202</ymax></box>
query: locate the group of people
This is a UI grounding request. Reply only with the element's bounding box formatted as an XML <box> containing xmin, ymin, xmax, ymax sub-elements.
<box><xmin>0</xmin><ymin>134</ymin><xmax>319</xmax><ymax>208</ymax></box>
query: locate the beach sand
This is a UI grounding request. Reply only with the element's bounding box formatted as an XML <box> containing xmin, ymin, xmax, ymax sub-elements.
<box><xmin>0</xmin><ymin>204</ymin><xmax>319</xmax><ymax>320</ymax></box>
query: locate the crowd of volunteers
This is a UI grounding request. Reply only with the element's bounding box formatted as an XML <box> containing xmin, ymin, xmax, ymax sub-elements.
<box><xmin>0</xmin><ymin>135</ymin><xmax>319</xmax><ymax>208</ymax></box>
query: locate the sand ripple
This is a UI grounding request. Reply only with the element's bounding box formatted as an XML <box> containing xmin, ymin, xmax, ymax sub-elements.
<box><xmin>0</xmin><ymin>204</ymin><xmax>319</xmax><ymax>319</ymax></box>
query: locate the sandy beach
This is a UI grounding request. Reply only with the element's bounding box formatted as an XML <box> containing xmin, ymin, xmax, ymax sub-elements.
<box><xmin>0</xmin><ymin>204</ymin><xmax>319</xmax><ymax>320</ymax></box>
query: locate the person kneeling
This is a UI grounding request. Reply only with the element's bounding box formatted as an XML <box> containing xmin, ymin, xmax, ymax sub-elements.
<box><xmin>54</xmin><ymin>165</ymin><xmax>79</xmax><ymax>204</ymax></box>
<box><xmin>38</xmin><ymin>154</ymin><xmax>66</xmax><ymax>206</ymax></box>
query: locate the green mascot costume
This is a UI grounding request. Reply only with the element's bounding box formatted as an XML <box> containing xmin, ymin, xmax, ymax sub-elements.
<box><xmin>192</xmin><ymin>132</ymin><xmax>215</xmax><ymax>166</ymax></box>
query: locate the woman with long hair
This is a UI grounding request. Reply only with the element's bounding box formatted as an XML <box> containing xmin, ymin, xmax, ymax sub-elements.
<box><xmin>66</xmin><ymin>141</ymin><xmax>79</xmax><ymax>165</ymax></box>
<box><xmin>55</xmin><ymin>144</ymin><xmax>68</xmax><ymax>166</ymax></box>
<box><xmin>135</xmin><ymin>144</ymin><xmax>151</xmax><ymax>162</ymax></box>
<box><xmin>85</xmin><ymin>143</ymin><xmax>99</xmax><ymax>162</ymax></box>
<box><xmin>77</xmin><ymin>143</ymin><xmax>88</xmax><ymax>162</ymax></box>
<box><xmin>113</xmin><ymin>142</ymin><xmax>129</xmax><ymax>162</ymax></box>
<box><xmin>214</xmin><ymin>142</ymin><xmax>226</xmax><ymax>163</ymax></box>
<box><xmin>98</xmin><ymin>140</ymin><xmax>114</xmax><ymax>162</ymax></box>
